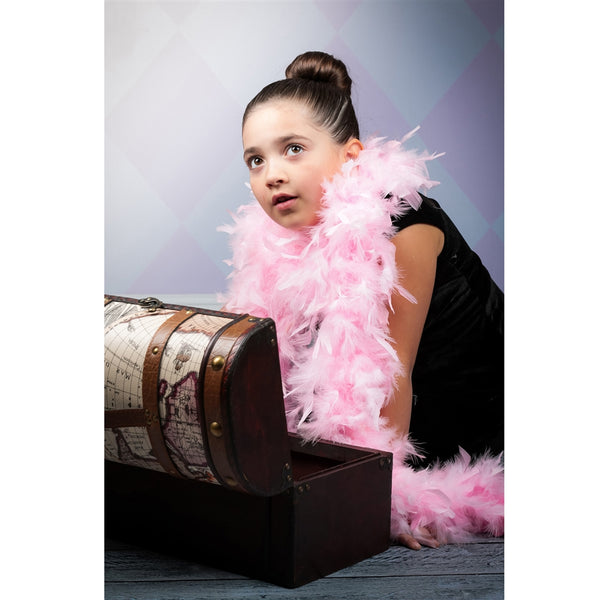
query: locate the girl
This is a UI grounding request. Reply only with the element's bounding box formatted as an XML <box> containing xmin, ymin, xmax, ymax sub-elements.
<box><xmin>220</xmin><ymin>51</ymin><xmax>503</xmax><ymax>550</ymax></box>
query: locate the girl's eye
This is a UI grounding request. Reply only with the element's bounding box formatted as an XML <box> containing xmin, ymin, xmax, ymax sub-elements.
<box><xmin>286</xmin><ymin>144</ymin><xmax>304</xmax><ymax>156</ymax></box>
<box><xmin>248</xmin><ymin>156</ymin><xmax>263</xmax><ymax>169</ymax></box>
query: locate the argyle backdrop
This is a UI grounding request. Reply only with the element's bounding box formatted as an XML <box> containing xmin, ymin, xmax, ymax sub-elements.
<box><xmin>105</xmin><ymin>0</ymin><xmax>504</xmax><ymax>300</ymax></box>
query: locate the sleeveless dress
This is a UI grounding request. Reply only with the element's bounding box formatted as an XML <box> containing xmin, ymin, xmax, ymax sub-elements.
<box><xmin>392</xmin><ymin>195</ymin><xmax>504</xmax><ymax>466</ymax></box>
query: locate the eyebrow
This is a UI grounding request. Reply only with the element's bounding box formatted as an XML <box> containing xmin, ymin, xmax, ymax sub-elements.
<box><xmin>243</xmin><ymin>134</ymin><xmax>311</xmax><ymax>161</ymax></box>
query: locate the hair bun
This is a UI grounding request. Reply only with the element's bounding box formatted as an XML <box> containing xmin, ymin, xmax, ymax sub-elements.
<box><xmin>285</xmin><ymin>51</ymin><xmax>352</xmax><ymax>96</ymax></box>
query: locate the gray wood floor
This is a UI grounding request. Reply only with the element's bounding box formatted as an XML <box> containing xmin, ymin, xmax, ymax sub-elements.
<box><xmin>105</xmin><ymin>536</ymin><xmax>503</xmax><ymax>599</ymax></box>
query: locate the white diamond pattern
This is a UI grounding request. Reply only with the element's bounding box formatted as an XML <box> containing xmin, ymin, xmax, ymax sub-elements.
<box><xmin>105</xmin><ymin>0</ymin><xmax>505</xmax><ymax>294</ymax></box>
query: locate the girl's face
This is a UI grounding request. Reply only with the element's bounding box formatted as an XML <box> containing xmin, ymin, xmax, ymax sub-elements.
<box><xmin>242</xmin><ymin>100</ymin><xmax>362</xmax><ymax>230</ymax></box>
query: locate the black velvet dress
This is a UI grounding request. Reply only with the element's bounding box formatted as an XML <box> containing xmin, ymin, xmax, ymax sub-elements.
<box><xmin>392</xmin><ymin>195</ymin><xmax>504</xmax><ymax>467</ymax></box>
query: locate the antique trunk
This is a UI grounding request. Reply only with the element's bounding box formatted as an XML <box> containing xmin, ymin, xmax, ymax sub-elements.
<box><xmin>104</xmin><ymin>295</ymin><xmax>392</xmax><ymax>588</ymax></box>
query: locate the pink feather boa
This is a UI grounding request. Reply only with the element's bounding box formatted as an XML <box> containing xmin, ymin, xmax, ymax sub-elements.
<box><xmin>219</xmin><ymin>132</ymin><xmax>504</xmax><ymax>543</ymax></box>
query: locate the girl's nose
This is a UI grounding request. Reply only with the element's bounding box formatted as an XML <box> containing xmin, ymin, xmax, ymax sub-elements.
<box><xmin>265</xmin><ymin>160</ymin><xmax>288</xmax><ymax>187</ymax></box>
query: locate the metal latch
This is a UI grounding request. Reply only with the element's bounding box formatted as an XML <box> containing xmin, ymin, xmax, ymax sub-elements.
<box><xmin>138</xmin><ymin>297</ymin><xmax>164</xmax><ymax>312</ymax></box>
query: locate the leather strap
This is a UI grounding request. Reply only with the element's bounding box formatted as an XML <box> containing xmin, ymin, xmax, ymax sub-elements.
<box><xmin>105</xmin><ymin>408</ymin><xmax>146</xmax><ymax>429</ymax></box>
<box><xmin>141</xmin><ymin>308</ymin><xmax>195</xmax><ymax>477</ymax></box>
<box><xmin>202</xmin><ymin>316</ymin><xmax>256</xmax><ymax>489</ymax></box>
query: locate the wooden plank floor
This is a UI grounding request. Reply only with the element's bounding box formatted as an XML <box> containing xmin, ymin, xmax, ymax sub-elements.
<box><xmin>105</xmin><ymin>536</ymin><xmax>503</xmax><ymax>599</ymax></box>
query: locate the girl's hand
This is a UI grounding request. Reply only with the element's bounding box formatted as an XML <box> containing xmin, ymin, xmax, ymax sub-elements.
<box><xmin>395</xmin><ymin>526</ymin><xmax>440</xmax><ymax>550</ymax></box>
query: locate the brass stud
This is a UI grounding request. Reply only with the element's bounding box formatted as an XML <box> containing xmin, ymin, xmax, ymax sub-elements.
<box><xmin>224</xmin><ymin>476</ymin><xmax>237</xmax><ymax>487</ymax></box>
<box><xmin>210</xmin><ymin>355</ymin><xmax>225</xmax><ymax>370</ymax></box>
<box><xmin>152</xmin><ymin>347</ymin><xmax>159</xmax><ymax>355</ymax></box>
<box><xmin>145</xmin><ymin>409</ymin><xmax>158</xmax><ymax>425</ymax></box>
<box><xmin>209</xmin><ymin>421</ymin><xmax>223</xmax><ymax>437</ymax></box>
<box><xmin>379</xmin><ymin>456</ymin><xmax>392</xmax><ymax>469</ymax></box>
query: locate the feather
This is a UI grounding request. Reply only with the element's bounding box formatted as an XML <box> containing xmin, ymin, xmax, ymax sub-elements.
<box><xmin>219</xmin><ymin>134</ymin><xmax>503</xmax><ymax>542</ymax></box>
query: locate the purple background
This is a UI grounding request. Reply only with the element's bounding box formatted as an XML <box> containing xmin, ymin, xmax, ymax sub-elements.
<box><xmin>105</xmin><ymin>0</ymin><xmax>504</xmax><ymax>296</ymax></box>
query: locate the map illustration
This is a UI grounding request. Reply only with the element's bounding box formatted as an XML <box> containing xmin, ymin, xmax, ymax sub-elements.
<box><xmin>104</xmin><ymin>299</ymin><xmax>232</xmax><ymax>484</ymax></box>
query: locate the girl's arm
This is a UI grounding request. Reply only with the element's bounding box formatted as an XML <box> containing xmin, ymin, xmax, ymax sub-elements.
<box><xmin>381</xmin><ymin>223</ymin><xmax>444</xmax><ymax>435</ymax></box>
<box><xmin>381</xmin><ymin>223</ymin><xmax>444</xmax><ymax>550</ymax></box>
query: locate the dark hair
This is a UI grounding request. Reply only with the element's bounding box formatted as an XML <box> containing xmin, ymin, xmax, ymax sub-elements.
<box><xmin>242</xmin><ymin>51</ymin><xmax>360</xmax><ymax>144</ymax></box>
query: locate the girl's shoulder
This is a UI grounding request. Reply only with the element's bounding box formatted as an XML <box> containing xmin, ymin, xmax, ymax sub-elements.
<box><xmin>391</xmin><ymin>194</ymin><xmax>446</xmax><ymax>233</ymax></box>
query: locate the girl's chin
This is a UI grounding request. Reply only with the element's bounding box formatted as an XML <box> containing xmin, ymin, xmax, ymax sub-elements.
<box><xmin>258</xmin><ymin>200</ymin><xmax>320</xmax><ymax>230</ymax></box>
<box><xmin>268</xmin><ymin>210</ymin><xmax>319</xmax><ymax>231</ymax></box>
<box><xmin>278</xmin><ymin>217</ymin><xmax>320</xmax><ymax>231</ymax></box>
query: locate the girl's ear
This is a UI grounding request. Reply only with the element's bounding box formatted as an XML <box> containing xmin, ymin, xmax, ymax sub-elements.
<box><xmin>344</xmin><ymin>138</ymin><xmax>364</xmax><ymax>161</ymax></box>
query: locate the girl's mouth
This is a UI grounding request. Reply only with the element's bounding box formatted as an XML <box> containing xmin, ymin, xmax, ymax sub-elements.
<box><xmin>272</xmin><ymin>194</ymin><xmax>297</xmax><ymax>209</ymax></box>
